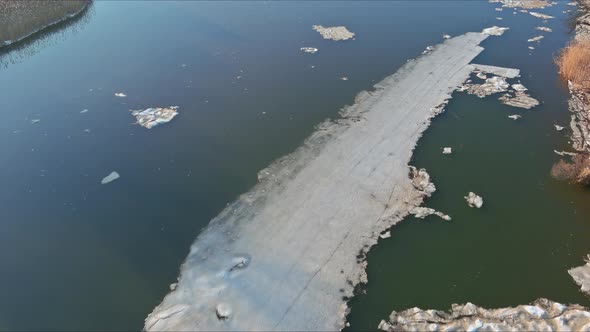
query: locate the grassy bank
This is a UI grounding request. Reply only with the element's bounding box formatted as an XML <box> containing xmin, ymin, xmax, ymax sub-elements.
<box><xmin>557</xmin><ymin>40</ymin><xmax>590</xmax><ymax>90</ymax></box>
<box><xmin>0</xmin><ymin>0</ymin><xmax>89</xmax><ymax>45</ymax></box>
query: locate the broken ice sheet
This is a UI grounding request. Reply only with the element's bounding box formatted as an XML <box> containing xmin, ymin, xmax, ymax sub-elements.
<box><xmin>131</xmin><ymin>106</ymin><xmax>179</xmax><ymax>129</ymax></box>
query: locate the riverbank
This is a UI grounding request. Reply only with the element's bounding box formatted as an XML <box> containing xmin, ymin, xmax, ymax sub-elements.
<box><xmin>145</xmin><ymin>31</ymin><xmax>502</xmax><ymax>330</ymax></box>
<box><xmin>560</xmin><ymin>0</ymin><xmax>590</xmax><ymax>180</ymax></box>
<box><xmin>564</xmin><ymin>0</ymin><xmax>590</xmax><ymax>297</ymax></box>
<box><xmin>0</xmin><ymin>0</ymin><xmax>89</xmax><ymax>47</ymax></box>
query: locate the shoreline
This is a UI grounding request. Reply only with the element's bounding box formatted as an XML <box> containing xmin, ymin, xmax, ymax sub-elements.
<box><xmin>565</xmin><ymin>0</ymin><xmax>590</xmax><ymax>156</ymax></box>
<box><xmin>145</xmin><ymin>31</ymin><xmax>496</xmax><ymax>330</ymax></box>
<box><xmin>0</xmin><ymin>0</ymin><xmax>90</xmax><ymax>48</ymax></box>
<box><xmin>566</xmin><ymin>0</ymin><xmax>590</xmax><ymax>296</ymax></box>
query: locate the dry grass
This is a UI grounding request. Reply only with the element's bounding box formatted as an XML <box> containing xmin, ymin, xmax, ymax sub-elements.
<box><xmin>0</xmin><ymin>0</ymin><xmax>89</xmax><ymax>44</ymax></box>
<box><xmin>556</xmin><ymin>40</ymin><xmax>590</xmax><ymax>90</ymax></box>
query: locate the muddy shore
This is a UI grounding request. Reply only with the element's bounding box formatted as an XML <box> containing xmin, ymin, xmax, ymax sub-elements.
<box><xmin>144</xmin><ymin>31</ymin><xmax>506</xmax><ymax>331</ymax></box>
<box><xmin>0</xmin><ymin>0</ymin><xmax>89</xmax><ymax>47</ymax></box>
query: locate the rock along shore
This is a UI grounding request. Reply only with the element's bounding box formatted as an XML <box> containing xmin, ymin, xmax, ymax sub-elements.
<box><xmin>145</xmin><ymin>31</ymin><xmax>497</xmax><ymax>331</ymax></box>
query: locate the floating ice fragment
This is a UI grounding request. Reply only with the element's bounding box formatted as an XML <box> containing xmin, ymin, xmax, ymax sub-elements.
<box><xmin>300</xmin><ymin>47</ymin><xmax>318</xmax><ymax>54</ymax></box>
<box><xmin>508</xmin><ymin>114</ymin><xmax>522</xmax><ymax>120</ymax></box>
<box><xmin>30</xmin><ymin>119</ymin><xmax>40</xmax><ymax>124</ymax></box>
<box><xmin>101</xmin><ymin>171</ymin><xmax>120</xmax><ymax>184</ymax></box>
<box><xmin>80</xmin><ymin>109</ymin><xmax>89</xmax><ymax>113</ymax></box>
<box><xmin>465</xmin><ymin>192</ymin><xmax>484</xmax><ymax>208</ymax></box>
<box><xmin>443</xmin><ymin>34</ymin><xmax>451</xmax><ymax>39</ymax></box>
<box><xmin>380</xmin><ymin>231</ymin><xmax>391</xmax><ymax>239</ymax></box>
<box><xmin>530</xmin><ymin>12</ymin><xmax>554</xmax><ymax>19</ymax></box>
<box><xmin>312</xmin><ymin>25</ymin><xmax>355</xmax><ymax>41</ymax></box>
<box><xmin>499</xmin><ymin>92</ymin><xmax>539</xmax><ymax>109</ymax></box>
<box><xmin>535</xmin><ymin>26</ymin><xmax>552</xmax><ymax>32</ymax></box>
<box><xmin>443</xmin><ymin>147</ymin><xmax>452</xmax><ymax>154</ymax></box>
<box><xmin>528</xmin><ymin>35</ymin><xmax>544</xmax><ymax>42</ymax></box>
<box><xmin>340</xmin><ymin>76</ymin><xmax>349</xmax><ymax>81</ymax></box>
<box><xmin>130</xmin><ymin>106</ymin><xmax>179</xmax><ymax>129</ymax></box>
<box><xmin>482</xmin><ymin>26</ymin><xmax>509</xmax><ymax>36</ymax></box>
<box><xmin>512</xmin><ymin>83</ymin><xmax>528</xmax><ymax>92</ymax></box>
<box><xmin>554</xmin><ymin>124</ymin><xmax>564</xmax><ymax>131</ymax></box>
<box><xmin>115</xmin><ymin>92</ymin><xmax>127</xmax><ymax>97</ymax></box>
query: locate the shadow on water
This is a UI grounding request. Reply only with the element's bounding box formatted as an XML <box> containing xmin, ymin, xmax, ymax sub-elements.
<box><xmin>0</xmin><ymin>2</ymin><xmax>94</xmax><ymax>69</ymax></box>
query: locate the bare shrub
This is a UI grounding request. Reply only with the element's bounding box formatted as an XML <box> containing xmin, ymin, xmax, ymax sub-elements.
<box><xmin>551</xmin><ymin>154</ymin><xmax>590</xmax><ymax>185</ymax></box>
<box><xmin>556</xmin><ymin>40</ymin><xmax>590</xmax><ymax>90</ymax></box>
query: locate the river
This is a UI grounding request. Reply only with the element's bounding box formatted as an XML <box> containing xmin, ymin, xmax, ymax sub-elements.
<box><xmin>0</xmin><ymin>1</ymin><xmax>588</xmax><ymax>330</ymax></box>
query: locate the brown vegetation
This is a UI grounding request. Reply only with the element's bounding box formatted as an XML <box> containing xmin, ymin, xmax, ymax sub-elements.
<box><xmin>556</xmin><ymin>40</ymin><xmax>590</xmax><ymax>90</ymax></box>
<box><xmin>551</xmin><ymin>154</ymin><xmax>590</xmax><ymax>186</ymax></box>
<box><xmin>0</xmin><ymin>0</ymin><xmax>89</xmax><ymax>45</ymax></box>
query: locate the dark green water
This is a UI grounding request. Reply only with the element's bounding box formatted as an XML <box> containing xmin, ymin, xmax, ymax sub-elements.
<box><xmin>0</xmin><ymin>1</ymin><xmax>588</xmax><ymax>330</ymax></box>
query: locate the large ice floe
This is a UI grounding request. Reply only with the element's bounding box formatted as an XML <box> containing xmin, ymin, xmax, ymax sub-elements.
<box><xmin>144</xmin><ymin>29</ymin><xmax>525</xmax><ymax>331</ymax></box>
<box><xmin>130</xmin><ymin>106</ymin><xmax>179</xmax><ymax>129</ymax></box>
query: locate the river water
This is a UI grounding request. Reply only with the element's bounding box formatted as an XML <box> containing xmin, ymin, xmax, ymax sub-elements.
<box><xmin>0</xmin><ymin>1</ymin><xmax>588</xmax><ymax>330</ymax></box>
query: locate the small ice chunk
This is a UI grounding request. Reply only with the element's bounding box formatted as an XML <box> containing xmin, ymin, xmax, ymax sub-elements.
<box><xmin>535</xmin><ymin>26</ymin><xmax>552</xmax><ymax>32</ymax></box>
<box><xmin>554</xmin><ymin>124</ymin><xmax>564</xmax><ymax>131</ymax></box>
<box><xmin>443</xmin><ymin>34</ymin><xmax>451</xmax><ymax>39</ymax></box>
<box><xmin>528</xmin><ymin>35</ymin><xmax>544</xmax><ymax>42</ymax></box>
<box><xmin>80</xmin><ymin>109</ymin><xmax>89</xmax><ymax>113</ymax></box>
<box><xmin>30</xmin><ymin>119</ymin><xmax>40</xmax><ymax>124</ymax></box>
<box><xmin>465</xmin><ymin>192</ymin><xmax>484</xmax><ymax>208</ymax></box>
<box><xmin>340</xmin><ymin>76</ymin><xmax>349</xmax><ymax>81</ymax></box>
<box><xmin>512</xmin><ymin>83</ymin><xmax>527</xmax><ymax>92</ymax></box>
<box><xmin>508</xmin><ymin>114</ymin><xmax>522</xmax><ymax>120</ymax></box>
<box><xmin>528</xmin><ymin>46</ymin><xmax>535</xmax><ymax>50</ymax></box>
<box><xmin>216</xmin><ymin>303</ymin><xmax>232</xmax><ymax>320</ymax></box>
<box><xmin>101</xmin><ymin>171</ymin><xmax>120</xmax><ymax>184</ymax></box>
<box><xmin>380</xmin><ymin>231</ymin><xmax>391</xmax><ymax>239</ymax></box>
<box><xmin>482</xmin><ymin>26</ymin><xmax>509</xmax><ymax>36</ymax></box>
<box><xmin>476</xmin><ymin>72</ymin><xmax>487</xmax><ymax>80</ymax></box>
<box><xmin>443</xmin><ymin>147</ymin><xmax>452</xmax><ymax>154</ymax></box>
<box><xmin>300</xmin><ymin>47</ymin><xmax>318</xmax><ymax>54</ymax></box>
<box><xmin>114</xmin><ymin>92</ymin><xmax>127</xmax><ymax>97</ymax></box>
<box><xmin>530</xmin><ymin>12</ymin><xmax>554</xmax><ymax>19</ymax></box>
